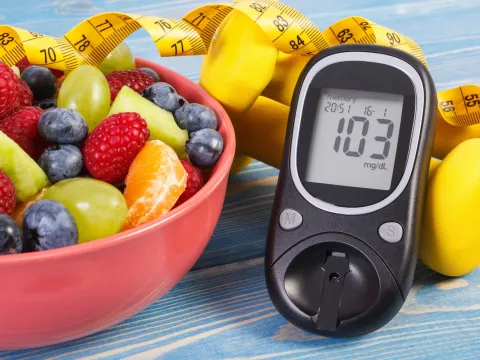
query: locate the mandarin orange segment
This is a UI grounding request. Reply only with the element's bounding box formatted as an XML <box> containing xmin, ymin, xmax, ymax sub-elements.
<box><xmin>122</xmin><ymin>140</ymin><xmax>187</xmax><ymax>231</ymax></box>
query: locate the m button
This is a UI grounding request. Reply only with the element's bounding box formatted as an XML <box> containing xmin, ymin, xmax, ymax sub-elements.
<box><xmin>279</xmin><ymin>209</ymin><xmax>303</xmax><ymax>231</ymax></box>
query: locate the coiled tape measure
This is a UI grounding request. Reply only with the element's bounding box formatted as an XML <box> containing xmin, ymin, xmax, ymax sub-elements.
<box><xmin>0</xmin><ymin>0</ymin><xmax>478</xmax><ymax>127</ymax></box>
<box><xmin>0</xmin><ymin>0</ymin><xmax>475</xmax><ymax>336</ymax></box>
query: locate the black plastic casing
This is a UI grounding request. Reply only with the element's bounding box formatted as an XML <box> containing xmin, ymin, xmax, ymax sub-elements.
<box><xmin>265</xmin><ymin>44</ymin><xmax>437</xmax><ymax>337</ymax></box>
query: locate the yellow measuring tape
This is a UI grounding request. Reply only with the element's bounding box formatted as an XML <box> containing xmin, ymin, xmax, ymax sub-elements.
<box><xmin>0</xmin><ymin>0</ymin><xmax>477</xmax><ymax>127</ymax></box>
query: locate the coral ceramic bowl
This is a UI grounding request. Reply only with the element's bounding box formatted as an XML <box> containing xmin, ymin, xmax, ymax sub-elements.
<box><xmin>0</xmin><ymin>58</ymin><xmax>235</xmax><ymax>350</ymax></box>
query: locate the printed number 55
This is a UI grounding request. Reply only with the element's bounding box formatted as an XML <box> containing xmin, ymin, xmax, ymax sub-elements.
<box><xmin>465</xmin><ymin>94</ymin><xmax>480</xmax><ymax>107</ymax></box>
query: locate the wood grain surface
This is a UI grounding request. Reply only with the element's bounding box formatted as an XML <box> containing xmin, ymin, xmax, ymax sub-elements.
<box><xmin>0</xmin><ymin>0</ymin><xmax>479</xmax><ymax>358</ymax></box>
<box><xmin>1</xmin><ymin>259</ymin><xmax>478</xmax><ymax>359</ymax></box>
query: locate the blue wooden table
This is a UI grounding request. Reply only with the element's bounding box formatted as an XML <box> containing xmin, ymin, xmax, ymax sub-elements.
<box><xmin>1</xmin><ymin>0</ymin><xmax>479</xmax><ymax>358</ymax></box>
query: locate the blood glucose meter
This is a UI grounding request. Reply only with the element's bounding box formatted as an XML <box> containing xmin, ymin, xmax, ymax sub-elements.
<box><xmin>265</xmin><ymin>44</ymin><xmax>437</xmax><ymax>337</ymax></box>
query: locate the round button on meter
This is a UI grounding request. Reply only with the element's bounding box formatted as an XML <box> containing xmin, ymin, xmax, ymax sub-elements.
<box><xmin>378</xmin><ymin>222</ymin><xmax>403</xmax><ymax>243</ymax></box>
<box><xmin>279</xmin><ymin>209</ymin><xmax>303</xmax><ymax>231</ymax></box>
<box><xmin>265</xmin><ymin>44</ymin><xmax>437</xmax><ymax>338</ymax></box>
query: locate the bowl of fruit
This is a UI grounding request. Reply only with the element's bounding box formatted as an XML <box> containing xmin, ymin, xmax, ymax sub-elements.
<box><xmin>0</xmin><ymin>43</ymin><xmax>235</xmax><ymax>350</ymax></box>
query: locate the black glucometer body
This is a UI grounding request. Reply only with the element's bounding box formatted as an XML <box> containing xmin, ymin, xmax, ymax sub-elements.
<box><xmin>265</xmin><ymin>44</ymin><xmax>437</xmax><ymax>337</ymax></box>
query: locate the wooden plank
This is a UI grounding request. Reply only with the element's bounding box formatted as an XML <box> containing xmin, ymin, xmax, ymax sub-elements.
<box><xmin>1</xmin><ymin>258</ymin><xmax>477</xmax><ymax>359</ymax></box>
<box><xmin>195</xmin><ymin>162</ymin><xmax>279</xmax><ymax>269</ymax></box>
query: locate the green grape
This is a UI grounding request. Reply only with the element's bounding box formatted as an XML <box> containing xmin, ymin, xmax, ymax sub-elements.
<box><xmin>0</xmin><ymin>130</ymin><xmax>49</xmax><ymax>202</ymax></box>
<box><xmin>57</xmin><ymin>65</ymin><xmax>110</xmax><ymax>132</ymax></box>
<box><xmin>98</xmin><ymin>42</ymin><xmax>136</xmax><ymax>75</ymax></box>
<box><xmin>109</xmin><ymin>86</ymin><xmax>188</xmax><ymax>157</ymax></box>
<box><xmin>43</xmin><ymin>178</ymin><xmax>128</xmax><ymax>244</ymax></box>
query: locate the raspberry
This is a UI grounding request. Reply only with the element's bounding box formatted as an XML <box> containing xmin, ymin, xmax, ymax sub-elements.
<box><xmin>13</xmin><ymin>80</ymin><xmax>33</xmax><ymax>109</ymax></box>
<box><xmin>51</xmin><ymin>69</ymin><xmax>64</xmax><ymax>79</ymax></box>
<box><xmin>174</xmin><ymin>160</ymin><xmax>204</xmax><ymax>207</ymax></box>
<box><xmin>106</xmin><ymin>69</ymin><xmax>155</xmax><ymax>103</ymax></box>
<box><xmin>0</xmin><ymin>62</ymin><xmax>20</xmax><ymax>119</ymax></box>
<box><xmin>83</xmin><ymin>112</ymin><xmax>150</xmax><ymax>184</ymax></box>
<box><xmin>0</xmin><ymin>106</ymin><xmax>45</xmax><ymax>159</ymax></box>
<box><xmin>0</xmin><ymin>170</ymin><xmax>16</xmax><ymax>215</ymax></box>
<box><xmin>16</xmin><ymin>57</ymin><xmax>30</xmax><ymax>73</ymax></box>
<box><xmin>34</xmin><ymin>135</ymin><xmax>54</xmax><ymax>161</ymax></box>
<box><xmin>108</xmin><ymin>79</ymin><xmax>124</xmax><ymax>103</ymax></box>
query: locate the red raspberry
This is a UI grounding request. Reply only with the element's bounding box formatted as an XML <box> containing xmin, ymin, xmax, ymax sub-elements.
<box><xmin>16</xmin><ymin>57</ymin><xmax>64</xmax><ymax>78</ymax></box>
<box><xmin>13</xmin><ymin>80</ymin><xmax>33</xmax><ymax>109</ymax></box>
<box><xmin>34</xmin><ymin>135</ymin><xmax>54</xmax><ymax>161</ymax></box>
<box><xmin>50</xmin><ymin>68</ymin><xmax>65</xmax><ymax>79</ymax></box>
<box><xmin>0</xmin><ymin>106</ymin><xmax>44</xmax><ymax>159</ymax></box>
<box><xmin>0</xmin><ymin>170</ymin><xmax>16</xmax><ymax>215</ymax></box>
<box><xmin>175</xmin><ymin>160</ymin><xmax>204</xmax><ymax>207</ymax></box>
<box><xmin>16</xmin><ymin>57</ymin><xmax>30</xmax><ymax>73</ymax></box>
<box><xmin>83</xmin><ymin>112</ymin><xmax>150</xmax><ymax>184</ymax></box>
<box><xmin>108</xmin><ymin>79</ymin><xmax>124</xmax><ymax>104</ymax></box>
<box><xmin>106</xmin><ymin>69</ymin><xmax>155</xmax><ymax>103</ymax></box>
<box><xmin>0</xmin><ymin>62</ymin><xmax>20</xmax><ymax>119</ymax></box>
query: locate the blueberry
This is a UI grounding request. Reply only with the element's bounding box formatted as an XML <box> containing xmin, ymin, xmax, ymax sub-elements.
<box><xmin>38</xmin><ymin>108</ymin><xmax>88</xmax><ymax>144</ymax></box>
<box><xmin>38</xmin><ymin>145</ymin><xmax>83</xmax><ymax>184</ymax></box>
<box><xmin>0</xmin><ymin>215</ymin><xmax>25</xmax><ymax>255</ymax></box>
<box><xmin>142</xmin><ymin>82</ymin><xmax>180</xmax><ymax>112</ymax></box>
<box><xmin>139</xmin><ymin>67</ymin><xmax>160</xmax><ymax>82</ymax></box>
<box><xmin>34</xmin><ymin>98</ymin><xmax>57</xmax><ymax>110</ymax></box>
<box><xmin>178</xmin><ymin>96</ymin><xmax>188</xmax><ymax>107</ymax></box>
<box><xmin>173</xmin><ymin>106</ymin><xmax>187</xmax><ymax>127</ymax></box>
<box><xmin>21</xmin><ymin>65</ymin><xmax>56</xmax><ymax>100</ymax></box>
<box><xmin>186</xmin><ymin>128</ymin><xmax>224</xmax><ymax>168</ymax></box>
<box><xmin>23</xmin><ymin>200</ymin><xmax>78</xmax><ymax>252</ymax></box>
<box><xmin>174</xmin><ymin>103</ymin><xmax>218</xmax><ymax>133</ymax></box>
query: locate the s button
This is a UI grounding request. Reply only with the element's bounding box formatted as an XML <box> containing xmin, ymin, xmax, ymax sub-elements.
<box><xmin>378</xmin><ymin>222</ymin><xmax>403</xmax><ymax>243</ymax></box>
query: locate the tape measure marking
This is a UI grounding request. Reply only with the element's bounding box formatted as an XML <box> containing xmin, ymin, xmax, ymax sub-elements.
<box><xmin>0</xmin><ymin>0</ymin><xmax>478</xmax><ymax>128</ymax></box>
<box><xmin>437</xmin><ymin>84</ymin><xmax>480</xmax><ymax>126</ymax></box>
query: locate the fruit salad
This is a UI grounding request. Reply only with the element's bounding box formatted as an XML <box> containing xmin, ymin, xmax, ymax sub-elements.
<box><xmin>0</xmin><ymin>43</ymin><xmax>224</xmax><ymax>255</ymax></box>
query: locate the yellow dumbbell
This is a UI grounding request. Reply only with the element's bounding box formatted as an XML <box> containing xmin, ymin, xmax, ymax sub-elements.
<box><xmin>428</xmin><ymin>157</ymin><xmax>442</xmax><ymax>182</ymax></box>
<box><xmin>199</xmin><ymin>10</ymin><xmax>278</xmax><ymax>114</ymax></box>
<box><xmin>230</xmin><ymin>96</ymin><xmax>289</xmax><ymax>169</ymax></box>
<box><xmin>230</xmin><ymin>153</ymin><xmax>254</xmax><ymax>174</ymax></box>
<box><xmin>262</xmin><ymin>52</ymin><xmax>309</xmax><ymax>107</ymax></box>
<box><xmin>433</xmin><ymin>111</ymin><xmax>480</xmax><ymax>159</ymax></box>
<box><xmin>421</xmin><ymin>139</ymin><xmax>480</xmax><ymax>276</ymax></box>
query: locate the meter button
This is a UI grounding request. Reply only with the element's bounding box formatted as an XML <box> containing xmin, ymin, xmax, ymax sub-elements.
<box><xmin>279</xmin><ymin>209</ymin><xmax>303</xmax><ymax>231</ymax></box>
<box><xmin>378</xmin><ymin>222</ymin><xmax>403</xmax><ymax>243</ymax></box>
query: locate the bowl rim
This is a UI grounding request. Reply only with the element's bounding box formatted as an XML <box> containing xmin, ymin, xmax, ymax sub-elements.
<box><xmin>0</xmin><ymin>58</ymin><xmax>236</xmax><ymax>264</ymax></box>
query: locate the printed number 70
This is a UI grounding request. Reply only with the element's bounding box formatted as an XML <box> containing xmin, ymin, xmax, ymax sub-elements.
<box><xmin>40</xmin><ymin>47</ymin><xmax>57</xmax><ymax>63</ymax></box>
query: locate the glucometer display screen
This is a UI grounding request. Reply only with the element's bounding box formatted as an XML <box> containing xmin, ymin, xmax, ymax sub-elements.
<box><xmin>305</xmin><ymin>88</ymin><xmax>404</xmax><ymax>191</ymax></box>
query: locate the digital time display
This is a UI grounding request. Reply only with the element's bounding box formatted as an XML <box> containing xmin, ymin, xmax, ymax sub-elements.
<box><xmin>305</xmin><ymin>88</ymin><xmax>404</xmax><ymax>191</ymax></box>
